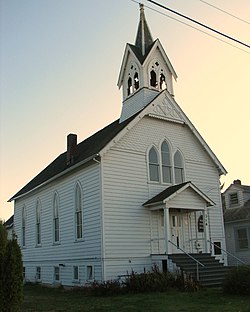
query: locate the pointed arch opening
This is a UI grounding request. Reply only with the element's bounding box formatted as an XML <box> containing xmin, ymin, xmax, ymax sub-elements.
<box><xmin>127</xmin><ymin>77</ymin><xmax>132</xmax><ymax>96</ymax></box>
<box><xmin>53</xmin><ymin>192</ymin><xmax>60</xmax><ymax>243</ymax></box>
<box><xmin>174</xmin><ymin>151</ymin><xmax>184</xmax><ymax>184</ymax></box>
<box><xmin>75</xmin><ymin>183</ymin><xmax>83</xmax><ymax>239</ymax></box>
<box><xmin>161</xmin><ymin>141</ymin><xmax>172</xmax><ymax>183</ymax></box>
<box><xmin>148</xmin><ymin>147</ymin><xmax>160</xmax><ymax>182</ymax></box>
<box><xmin>150</xmin><ymin>70</ymin><xmax>157</xmax><ymax>87</ymax></box>
<box><xmin>160</xmin><ymin>73</ymin><xmax>167</xmax><ymax>90</ymax></box>
<box><xmin>134</xmin><ymin>72</ymin><xmax>139</xmax><ymax>90</ymax></box>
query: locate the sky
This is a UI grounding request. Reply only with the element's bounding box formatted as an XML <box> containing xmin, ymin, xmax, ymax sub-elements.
<box><xmin>0</xmin><ymin>0</ymin><xmax>249</xmax><ymax>222</ymax></box>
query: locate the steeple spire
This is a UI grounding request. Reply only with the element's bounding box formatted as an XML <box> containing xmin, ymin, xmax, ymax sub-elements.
<box><xmin>135</xmin><ymin>4</ymin><xmax>153</xmax><ymax>56</ymax></box>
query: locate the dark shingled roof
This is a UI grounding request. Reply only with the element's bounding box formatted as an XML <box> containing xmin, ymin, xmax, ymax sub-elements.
<box><xmin>4</xmin><ymin>215</ymin><xmax>14</xmax><ymax>228</ymax></box>
<box><xmin>224</xmin><ymin>199</ymin><xmax>250</xmax><ymax>222</ymax></box>
<box><xmin>128</xmin><ymin>41</ymin><xmax>155</xmax><ymax>64</ymax></box>
<box><xmin>10</xmin><ymin>116</ymin><xmax>134</xmax><ymax>200</ymax></box>
<box><xmin>143</xmin><ymin>182</ymin><xmax>189</xmax><ymax>206</ymax></box>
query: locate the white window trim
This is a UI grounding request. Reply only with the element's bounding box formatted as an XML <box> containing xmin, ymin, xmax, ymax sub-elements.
<box><xmin>75</xmin><ymin>182</ymin><xmax>84</xmax><ymax>241</ymax></box>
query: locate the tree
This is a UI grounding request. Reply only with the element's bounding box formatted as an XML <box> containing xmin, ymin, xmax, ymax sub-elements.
<box><xmin>0</xmin><ymin>221</ymin><xmax>8</xmax><ymax>311</ymax></box>
<box><xmin>0</xmin><ymin>221</ymin><xmax>23</xmax><ymax>312</ymax></box>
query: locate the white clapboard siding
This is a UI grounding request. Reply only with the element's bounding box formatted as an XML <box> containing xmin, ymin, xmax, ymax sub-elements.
<box><xmin>14</xmin><ymin>163</ymin><xmax>103</xmax><ymax>285</ymax></box>
<box><xmin>102</xmin><ymin>114</ymin><xmax>225</xmax><ymax>278</ymax></box>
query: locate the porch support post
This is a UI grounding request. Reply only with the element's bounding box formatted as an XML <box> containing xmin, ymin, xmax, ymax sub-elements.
<box><xmin>204</xmin><ymin>206</ymin><xmax>209</xmax><ymax>253</ymax></box>
<box><xmin>164</xmin><ymin>206</ymin><xmax>170</xmax><ymax>254</ymax></box>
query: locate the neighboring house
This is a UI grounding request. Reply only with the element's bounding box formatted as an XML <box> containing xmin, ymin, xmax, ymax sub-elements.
<box><xmin>223</xmin><ymin>179</ymin><xmax>250</xmax><ymax>265</ymax></box>
<box><xmin>4</xmin><ymin>215</ymin><xmax>14</xmax><ymax>239</ymax></box>
<box><xmin>10</xmin><ymin>5</ymin><xmax>227</xmax><ymax>286</ymax></box>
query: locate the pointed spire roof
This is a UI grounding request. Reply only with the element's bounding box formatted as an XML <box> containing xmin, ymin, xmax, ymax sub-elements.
<box><xmin>135</xmin><ymin>4</ymin><xmax>154</xmax><ymax>56</ymax></box>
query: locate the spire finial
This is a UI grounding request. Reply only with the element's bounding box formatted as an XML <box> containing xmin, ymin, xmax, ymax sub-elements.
<box><xmin>135</xmin><ymin>3</ymin><xmax>153</xmax><ymax>56</ymax></box>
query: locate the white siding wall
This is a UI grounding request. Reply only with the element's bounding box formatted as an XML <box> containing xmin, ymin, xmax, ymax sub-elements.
<box><xmin>225</xmin><ymin>221</ymin><xmax>250</xmax><ymax>265</ymax></box>
<box><xmin>14</xmin><ymin>162</ymin><xmax>102</xmax><ymax>286</ymax></box>
<box><xmin>102</xmin><ymin>115</ymin><xmax>225</xmax><ymax>279</ymax></box>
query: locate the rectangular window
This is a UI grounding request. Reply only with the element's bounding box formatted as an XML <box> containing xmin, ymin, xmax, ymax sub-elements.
<box><xmin>236</xmin><ymin>228</ymin><xmax>249</xmax><ymax>250</ymax></box>
<box><xmin>87</xmin><ymin>265</ymin><xmax>93</xmax><ymax>281</ymax></box>
<box><xmin>22</xmin><ymin>226</ymin><xmax>25</xmax><ymax>247</ymax></box>
<box><xmin>229</xmin><ymin>193</ymin><xmax>239</xmax><ymax>207</ymax></box>
<box><xmin>73</xmin><ymin>266</ymin><xmax>79</xmax><ymax>280</ymax></box>
<box><xmin>36</xmin><ymin>223</ymin><xmax>41</xmax><ymax>245</ymax></box>
<box><xmin>149</xmin><ymin>164</ymin><xmax>159</xmax><ymax>182</ymax></box>
<box><xmin>54</xmin><ymin>267</ymin><xmax>60</xmax><ymax>281</ymax></box>
<box><xmin>36</xmin><ymin>267</ymin><xmax>41</xmax><ymax>281</ymax></box>
<box><xmin>54</xmin><ymin>218</ymin><xmax>59</xmax><ymax>242</ymax></box>
<box><xmin>76</xmin><ymin>210</ymin><xmax>82</xmax><ymax>239</ymax></box>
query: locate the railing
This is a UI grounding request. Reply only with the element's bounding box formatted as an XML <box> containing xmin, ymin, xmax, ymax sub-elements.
<box><xmin>168</xmin><ymin>240</ymin><xmax>205</xmax><ymax>281</ymax></box>
<box><xmin>207</xmin><ymin>240</ymin><xmax>250</xmax><ymax>267</ymax></box>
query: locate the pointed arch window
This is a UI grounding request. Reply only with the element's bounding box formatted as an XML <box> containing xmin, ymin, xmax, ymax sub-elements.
<box><xmin>53</xmin><ymin>193</ymin><xmax>60</xmax><ymax>243</ymax></box>
<box><xmin>36</xmin><ymin>200</ymin><xmax>41</xmax><ymax>245</ymax></box>
<box><xmin>22</xmin><ymin>206</ymin><xmax>26</xmax><ymax>247</ymax></box>
<box><xmin>149</xmin><ymin>147</ymin><xmax>160</xmax><ymax>182</ymax></box>
<box><xmin>161</xmin><ymin>141</ymin><xmax>172</xmax><ymax>183</ymax></box>
<box><xmin>174</xmin><ymin>151</ymin><xmax>184</xmax><ymax>184</ymax></box>
<box><xmin>75</xmin><ymin>183</ymin><xmax>83</xmax><ymax>239</ymax></box>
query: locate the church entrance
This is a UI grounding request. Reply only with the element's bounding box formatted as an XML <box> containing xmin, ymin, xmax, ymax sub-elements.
<box><xmin>169</xmin><ymin>212</ymin><xmax>185</xmax><ymax>253</ymax></box>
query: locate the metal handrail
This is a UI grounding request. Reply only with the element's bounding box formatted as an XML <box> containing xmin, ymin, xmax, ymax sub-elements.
<box><xmin>207</xmin><ymin>240</ymin><xmax>250</xmax><ymax>267</ymax></box>
<box><xmin>168</xmin><ymin>240</ymin><xmax>205</xmax><ymax>281</ymax></box>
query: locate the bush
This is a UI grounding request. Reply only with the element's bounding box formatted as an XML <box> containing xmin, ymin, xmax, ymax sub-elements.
<box><xmin>124</xmin><ymin>266</ymin><xmax>177</xmax><ymax>293</ymax></box>
<box><xmin>223</xmin><ymin>266</ymin><xmax>250</xmax><ymax>295</ymax></box>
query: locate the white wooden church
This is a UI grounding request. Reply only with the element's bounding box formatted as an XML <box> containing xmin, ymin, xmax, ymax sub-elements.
<box><xmin>11</xmin><ymin>5</ymin><xmax>228</xmax><ymax>286</ymax></box>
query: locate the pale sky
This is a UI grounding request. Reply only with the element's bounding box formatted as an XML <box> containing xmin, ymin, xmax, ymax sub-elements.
<box><xmin>1</xmin><ymin>0</ymin><xmax>249</xmax><ymax>222</ymax></box>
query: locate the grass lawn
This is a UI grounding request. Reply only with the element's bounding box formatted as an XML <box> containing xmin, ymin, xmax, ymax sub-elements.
<box><xmin>21</xmin><ymin>284</ymin><xmax>250</xmax><ymax>312</ymax></box>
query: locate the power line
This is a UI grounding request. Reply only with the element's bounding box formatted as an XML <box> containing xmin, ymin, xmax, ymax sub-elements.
<box><xmin>131</xmin><ymin>0</ymin><xmax>249</xmax><ymax>54</ymax></box>
<box><xmin>146</xmin><ymin>0</ymin><xmax>250</xmax><ymax>49</ymax></box>
<box><xmin>198</xmin><ymin>0</ymin><xmax>250</xmax><ymax>25</ymax></box>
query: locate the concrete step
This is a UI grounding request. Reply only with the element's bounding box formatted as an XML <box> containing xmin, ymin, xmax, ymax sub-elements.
<box><xmin>169</xmin><ymin>253</ymin><xmax>230</xmax><ymax>288</ymax></box>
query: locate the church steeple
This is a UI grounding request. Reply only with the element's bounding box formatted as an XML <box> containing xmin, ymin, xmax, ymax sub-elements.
<box><xmin>118</xmin><ymin>4</ymin><xmax>177</xmax><ymax>123</ymax></box>
<box><xmin>135</xmin><ymin>4</ymin><xmax>153</xmax><ymax>56</ymax></box>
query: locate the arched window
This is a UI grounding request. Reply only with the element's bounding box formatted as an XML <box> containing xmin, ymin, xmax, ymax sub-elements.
<box><xmin>161</xmin><ymin>141</ymin><xmax>172</xmax><ymax>183</ymax></box>
<box><xmin>53</xmin><ymin>193</ymin><xmax>59</xmax><ymax>243</ymax></box>
<box><xmin>160</xmin><ymin>73</ymin><xmax>166</xmax><ymax>90</ymax></box>
<box><xmin>149</xmin><ymin>147</ymin><xmax>160</xmax><ymax>182</ymax></box>
<box><xmin>134</xmin><ymin>72</ymin><xmax>139</xmax><ymax>90</ymax></box>
<box><xmin>150</xmin><ymin>70</ymin><xmax>157</xmax><ymax>87</ymax></box>
<box><xmin>22</xmin><ymin>206</ymin><xmax>26</xmax><ymax>247</ymax></box>
<box><xmin>127</xmin><ymin>77</ymin><xmax>132</xmax><ymax>96</ymax></box>
<box><xmin>174</xmin><ymin>151</ymin><xmax>184</xmax><ymax>184</ymax></box>
<box><xmin>75</xmin><ymin>183</ymin><xmax>83</xmax><ymax>239</ymax></box>
<box><xmin>36</xmin><ymin>200</ymin><xmax>41</xmax><ymax>245</ymax></box>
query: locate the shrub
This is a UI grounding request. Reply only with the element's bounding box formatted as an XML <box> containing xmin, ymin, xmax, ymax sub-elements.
<box><xmin>0</xmin><ymin>221</ymin><xmax>8</xmax><ymax>311</ymax></box>
<box><xmin>223</xmin><ymin>266</ymin><xmax>250</xmax><ymax>295</ymax></box>
<box><xmin>124</xmin><ymin>266</ymin><xmax>176</xmax><ymax>293</ymax></box>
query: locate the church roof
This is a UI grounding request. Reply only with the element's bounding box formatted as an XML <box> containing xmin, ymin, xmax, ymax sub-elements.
<box><xmin>9</xmin><ymin>116</ymin><xmax>133</xmax><ymax>201</ymax></box>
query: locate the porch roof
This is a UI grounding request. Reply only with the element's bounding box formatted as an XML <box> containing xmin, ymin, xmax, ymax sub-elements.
<box><xmin>143</xmin><ymin>181</ymin><xmax>215</xmax><ymax>208</ymax></box>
